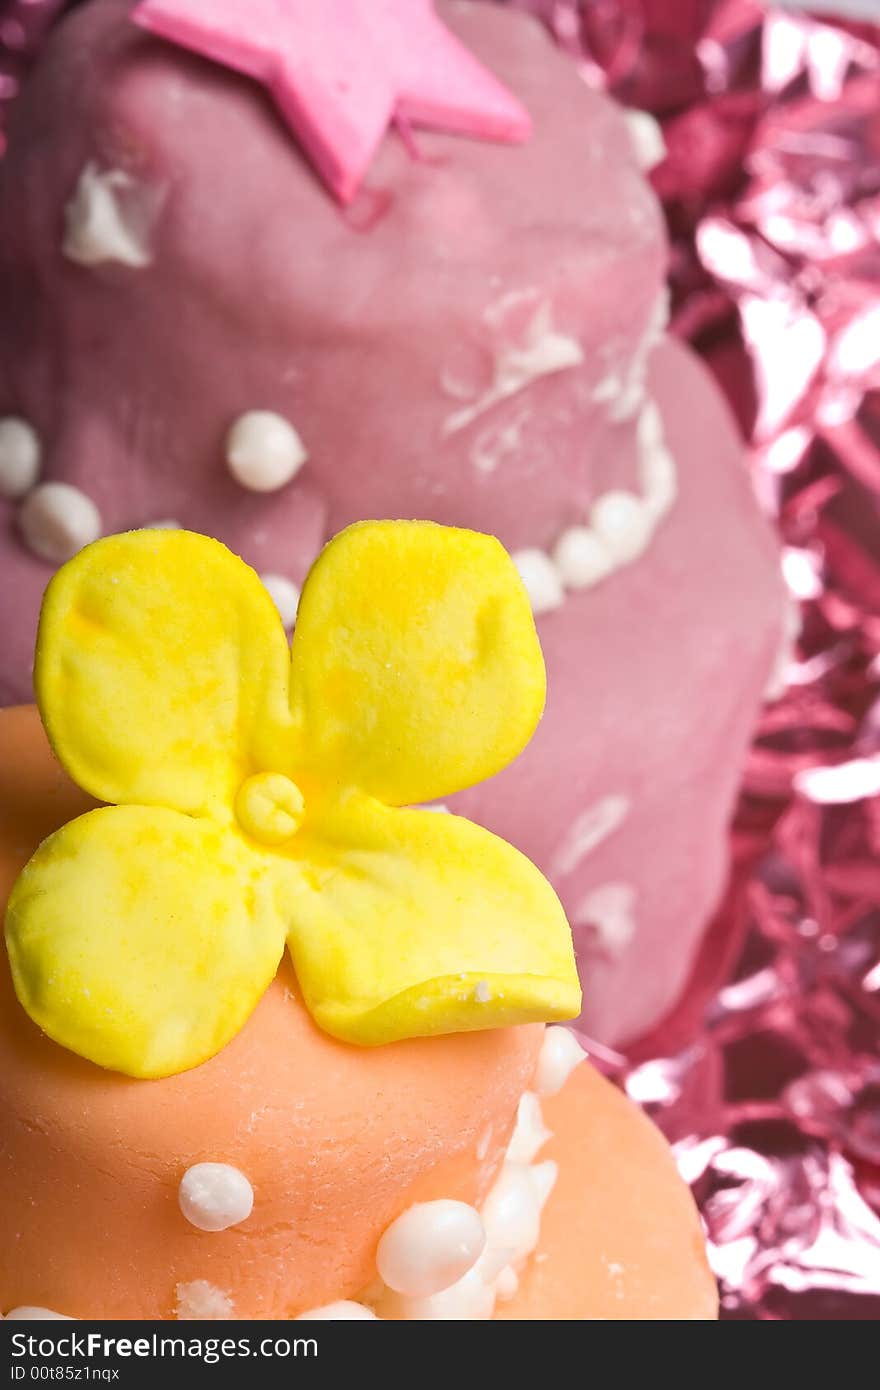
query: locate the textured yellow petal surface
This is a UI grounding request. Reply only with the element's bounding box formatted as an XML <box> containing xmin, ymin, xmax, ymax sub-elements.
<box><xmin>283</xmin><ymin>795</ymin><xmax>581</xmax><ymax>1045</ymax></box>
<box><xmin>5</xmin><ymin>806</ymin><xmax>286</xmax><ymax>1078</ymax></box>
<box><xmin>289</xmin><ymin>521</ymin><xmax>546</xmax><ymax>806</ymax></box>
<box><xmin>35</xmin><ymin>531</ymin><xmax>294</xmax><ymax>816</ymax></box>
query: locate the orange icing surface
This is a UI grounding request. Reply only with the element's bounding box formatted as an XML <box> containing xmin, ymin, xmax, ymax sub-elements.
<box><xmin>0</xmin><ymin>705</ymin><xmax>716</xmax><ymax>1320</ymax></box>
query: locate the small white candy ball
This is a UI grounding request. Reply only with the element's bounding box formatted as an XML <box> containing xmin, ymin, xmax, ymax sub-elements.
<box><xmin>376</xmin><ymin>1199</ymin><xmax>486</xmax><ymax>1298</ymax></box>
<box><xmin>178</xmin><ymin>1162</ymin><xmax>254</xmax><ymax>1232</ymax></box>
<box><xmin>590</xmin><ymin>490</ymin><xmax>650</xmax><ymax>564</ymax></box>
<box><xmin>261</xmin><ymin>573</ymin><xmax>300</xmax><ymax>629</ymax></box>
<box><xmin>0</xmin><ymin>417</ymin><xmax>41</xmax><ymax>499</ymax></box>
<box><xmin>512</xmin><ymin>548</ymin><xmax>564</xmax><ymax>616</ymax></box>
<box><xmin>4</xmin><ymin>1307</ymin><xmax>72</xmax><ymax>1320</ymax></box>
<box><xmin>553</xmin><ymin>526</ymin><xmax>613</xmax><ymax>590</ymax></box>
<box><xmin>296</xmin><ymin>1302</ymin><xmax>378</xmax><ymax>1320</ymax></box>
<box><xmin>226</xmin><ymin>410</ymin><xmax>307</xmax><ymax>492</ymax></box>
<box><xmin>480</xmin><ymin>1163</ymin><xmax>541</xmax><ymax>1269</ymax></box>
<box><xmin>18</xmin><ymin>482</ymin><xmax>101</xmax><ymax>564</ymax></box>
<box><xmin>495</xmin><ymin>1265</ymin><xmax>519</xmax><ymax>1302</ymax></box>
<box><xmin>534</xmin><ymin>1025</ymin><xmax>586</xmax><ymax>1098</ymax></box>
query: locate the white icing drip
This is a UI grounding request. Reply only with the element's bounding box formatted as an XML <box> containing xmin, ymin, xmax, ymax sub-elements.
<box><xmin>528</xmin><ymin>1160</ymin><xmax>558</xmax><ymax>1213</ymax></box>
<box><xmin>376</xmin><ymin>1077</ymin><xmax>560</xmax><ymax>1320</ymax></box>
<box><xmin>0</xmin><ymin>417</ymin><xmax>41</xmax><ymax>499</ymax></box>
<box><xmin>604</xmin><ymin>288</ymin><xmax>671</xmax><ymax>423</ymax></box>
<box><xmin>550</xmin><ymin>794</ymin><xmax>630</xmax><ymax>879</ymax></box>
<box><xmin>574</xmin><ymin>881</ymin><xmax>638</xmax><ymax>956</ymax></box>
<box><xmin>505</xmin><ymin>1091</ymin><xmax>552</xmax><ymax>1163</ymax></box>
<box><xmin>444</xmin><ymin>299</ymin><xmax>584</xmax><ymax>435</ymax></box>
<box><xmin>63</xmin><ymin>163</ymin><xmax>158</xmax><ymax>269</ymax></box>
<box><xmin>624</xmin><ymin>109</ymin><xmax>667</xmax><ymax>171</ymax></box>
<box><xmin>480</xmin><ymin>1162</ymin><xmax>547</xmax><ymax>1270</ymax></box>
<box><xmin>376</xmin><ymin>1200</ymin><xmax>486</xmax><ymax>1298</ymax></box>
<box><xmin>471</xmin><ymin>407</ymin><xmax>529</xmax><ymax>474</ymax></box>
<box><xmin>295</xmin><ymin>1301</ymin><xmax>379</xmax><ymax>1320</ymax></box>
<box><xmin>534</xmin><ymin>1026</ymin><xmax>587</xmax><ymax>1099</ymax></box>
<box><xmin>174</xmin><ymin>1280</ymin><xmax>234</xmax><ymax>1320</ymax></box>
<box><xmin>226</xmin><ymin>410</ymin><xmax>308</xmax><ymax>493</ymax></box>
<box><xmin>261</xmin><ymin>573</ymin><xmax>300</xmax><ymax>629</ymax></box>
<box><xmin>18</xmin><ymin>482</ymin><xmax>102</xmax><ymax>564</ymax></box>
<box><xmin>178</xmin><ymin>1162</ymin><xmax>254</xmax><ymax>1233</ymax></box>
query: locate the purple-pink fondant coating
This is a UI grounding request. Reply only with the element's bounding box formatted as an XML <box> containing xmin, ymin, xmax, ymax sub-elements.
<box><xmin>0</xmin><ymin>0</ymin><xmax>785</xmax><ymax>1043</ymax></box>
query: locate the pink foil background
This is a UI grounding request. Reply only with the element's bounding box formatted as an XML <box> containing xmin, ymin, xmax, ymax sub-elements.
<box><xmin>2</xmin><ymin>0</ymin><xmax>879</xmax><ymax>1320</ymax></box>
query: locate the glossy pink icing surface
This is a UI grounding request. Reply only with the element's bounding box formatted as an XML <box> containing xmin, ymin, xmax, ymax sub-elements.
<box><xmin>0</xmin><ymin>0</ymin><xmax>784</xmax><ymax>1042</ymax></box>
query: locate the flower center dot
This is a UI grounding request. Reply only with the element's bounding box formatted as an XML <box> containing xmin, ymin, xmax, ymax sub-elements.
<box><xmin>235</xmin><ymin>772</ymin><xmax>305</xmax><ymax>846</ymax></box>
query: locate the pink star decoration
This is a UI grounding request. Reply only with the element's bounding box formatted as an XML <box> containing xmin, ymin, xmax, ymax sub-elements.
<box><xmin>133</xmin><ymin>0</ymin><xmax>531</xmax><ymax>203</ymax></box>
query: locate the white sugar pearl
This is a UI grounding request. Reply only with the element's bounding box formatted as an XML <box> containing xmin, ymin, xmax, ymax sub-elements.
<box><xmin>261</xmin><ymin>573</ymin><xmax>300</xmax><ymax>629</ymax></box>
<box><xmin>296</xmin><ymin>1302</ymin><xmax>378</xmax><ymax>1320</ymax></box>
<box><xmin>226</xmin><ymin>410</ymin><xmax>307</xmax><ymax>492</ymax></box>
<box><xmin>18</xmin><ymin>482</ymin><xmax>101</xmax><ymax>564</ymax></box>
<box><xmin>392</xmin><ymin>1263</ymin><xmax>496</xmax><ymax>1321</ymax></box>
<box><xmin>505</xmin><ymin>1092</ymin><xmax>551</xmax><ymax>1164</ymax></box>
<box><xmin>5</xmin><ymin>1307</ymin><xmax>72</xmax><ymax>1320</ymax></box>
<box><xmin>553</xmin><ymin>525</ymin><xmax>613</xmax><ymax>590</ymax></box>
<box><xmin>0</xmin><ymin>417</ymin><xmax>41</xmax><ymax>499</ymax></box>
<box><xmin>496</xmin><ymin>1265</ymin><xmax>519</xmax><ymax>1302</ymax></box>
<box><xmin>534</xmin><ymin>1025</ymin><xmax>586</xmax><ymax>1098</ymax></box>
<box><xmin>376</xmin><ymin>1199</ymin><xmax>485</xmax><ymax>1298</ymax></box>
<box><xmin>178</xmin><ymin>1162</ymin><xmax>254</xmax><ymax>1232</ymax></box>
<box><xmin>590</xmin><ymin>490</ymin><xmax>650</xmax><ymax>564</ymax></box>
<box><xmin>512</xmin><ymin>547</ymin><xmax>564</xmax><ymax>615</ymax></box>
<box><xmin>480</xmin><ymin>1163</ymin><xmax>541</xmax><ymax>1268</ymax></box>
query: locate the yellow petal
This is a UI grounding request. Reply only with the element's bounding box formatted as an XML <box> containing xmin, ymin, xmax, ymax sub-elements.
<box><xmin>35</xmin><ymin>530</ymin><xmax>294</xmax><ymax>816</ymax></box>
<box><xmin>283</xmin><ymin>795</ymin><xmax>581</xmax><ymax>1046</ymax></box>
<box><xmin>289</xmin><ymin>521</ymin><xmax>546</xmax><ymax>806</ymax></box>
<box><xmin>5</xmin><ymin>806</ymin><xmax>286</xmax><ymax>1077</ymax></box>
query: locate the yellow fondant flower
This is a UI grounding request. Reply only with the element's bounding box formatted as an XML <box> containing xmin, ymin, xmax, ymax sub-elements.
<box><xmin>4</xmin><ymin>522</ymin><xmax>581</xmax><ymax>1078</ymax></box>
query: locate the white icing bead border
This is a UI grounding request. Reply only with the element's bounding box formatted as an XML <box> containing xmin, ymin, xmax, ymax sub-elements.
<box><xmin>514</xmin><ymin>395</ymin><xmax>678</xmax><ymax>614</ymax></box>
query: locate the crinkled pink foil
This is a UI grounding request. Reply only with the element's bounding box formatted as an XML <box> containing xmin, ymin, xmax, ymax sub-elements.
<box><xmin>497</xmin><ymin>0</ymin><xmax>880</xmax><ymax>1320</ymax></box>
<box><xmin>4</xmin><ymin>0</ymin><xmax>880</xmax><ymax>1321</ymax></box>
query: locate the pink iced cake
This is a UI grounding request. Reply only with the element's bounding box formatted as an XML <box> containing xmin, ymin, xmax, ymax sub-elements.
<box><xmin>0</xmin><ymin>0</ymin><xmax>786</xmax><ymax>1044</ymax></box>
